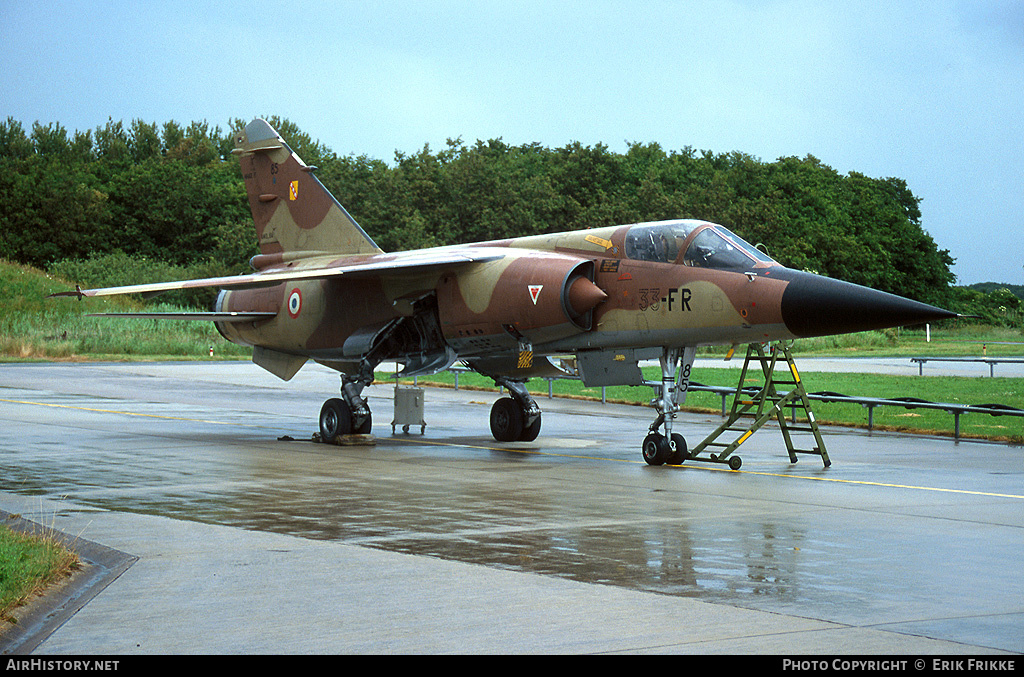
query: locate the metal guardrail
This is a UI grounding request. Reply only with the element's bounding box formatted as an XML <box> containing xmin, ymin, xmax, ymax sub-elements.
<box><xmin>686</xmin><ymin>383</ymin><xmax>1024</xmax><ymax>441</ymax></box>
<box><xmin>422</xmin><ymin>366</ymin><xmax>1023</xmax><ymax>442</ymax></box>
<box><xmin>911</xmin><ymin>356</ymin><xmax>1024</xmax><ymax>377</ymax></box>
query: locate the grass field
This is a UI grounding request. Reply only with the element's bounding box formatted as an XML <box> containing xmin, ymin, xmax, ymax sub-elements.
<box><xmin>734</xmin><ymin>324</ymin><xmax>1024</xmax><ymax>358</ymax></box>
<box><xmin>0</xmin><ymin>522</ymin><xmax>79</xmax><ymax>629</ymax></box>
<box><xmin>381</xmin><ymin>364</ymin><xmax>1024</xmax><ymax>444</ymax></box>
<box><xmin>1</xmin><ymin>259</ymin><xmax>249</xmax><ymax>361</ymax></box>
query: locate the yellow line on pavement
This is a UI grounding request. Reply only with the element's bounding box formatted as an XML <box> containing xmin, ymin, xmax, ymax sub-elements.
<box><xmin>1</xmin><ymin>397</ymin><xmax>237</xmax><ymax>426</ymax></box>
<box><xmin>734</xmin><ymin>467</ymin><xmax>1024</xmax><ymax>500</ymax></box>
<box><xmin>7</xmin><ymin>397</ymin><xmax>1021</xmax><ymax>500</ymax></box>
<box><xmin>391</xmin><ymin>435</ymin><xmax>1024</xmax><ymax>500</ymax></box>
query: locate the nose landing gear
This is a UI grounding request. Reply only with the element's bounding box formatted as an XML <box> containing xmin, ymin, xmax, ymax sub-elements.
<box><xmin>642</xmin><ymin>422</ymin><xmax>688</xmax><ymax>466</ymax></box>
<box><xmin>642</xmin><ymin>346</ymin><xmax>696</xmax><ymax>466</ymax></box>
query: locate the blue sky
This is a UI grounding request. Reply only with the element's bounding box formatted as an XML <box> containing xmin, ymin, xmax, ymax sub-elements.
<box><xmin>3</xmin><ymin>0</ymin><xmax>1022</xmax><ymax>285</ymax></box>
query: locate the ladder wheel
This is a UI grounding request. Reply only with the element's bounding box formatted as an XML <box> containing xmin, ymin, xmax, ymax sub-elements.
<box><xmin>728</xmin><ymin>456</ymin><xmax>743</xmax><ymax>470</ymax></box>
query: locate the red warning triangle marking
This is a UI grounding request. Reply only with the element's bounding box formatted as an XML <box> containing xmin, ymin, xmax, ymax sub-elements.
<box><xmin>528</xmin><ymin>285</ymin><xmax>543</xmax><ymax>304</ymax></box>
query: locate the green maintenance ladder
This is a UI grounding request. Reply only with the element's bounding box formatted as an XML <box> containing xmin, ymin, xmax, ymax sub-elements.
<box><xmin>687</xmin><ymin>343</ymin><xmax>831</xmax><ymax>470</ymax></box>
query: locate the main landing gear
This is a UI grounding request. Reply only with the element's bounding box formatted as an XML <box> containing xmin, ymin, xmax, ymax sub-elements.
<box><xmin>319</xmin><ymin>371</ymin><xmax>374</xmax><ymax>443</ymax></box>
<box><xmin>316</xmin><ymin>367</ymin><xmax>543</xmax><ymax>444</ymax></box>
<box><xmin>641</xmin><ymin>346</ymin><xmax>696</xmax><ymax>466</ymax></box>
<box><xmin>489</xmin><ymin>377</ymin><xmax>542</xmax><ymax>442</ymax></box>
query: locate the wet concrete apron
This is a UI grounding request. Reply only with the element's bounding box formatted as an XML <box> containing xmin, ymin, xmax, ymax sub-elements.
<box><xmin>1</xmin><ymin>362</ymin><xmax>1022</xmax><ymax>653</ymax></box>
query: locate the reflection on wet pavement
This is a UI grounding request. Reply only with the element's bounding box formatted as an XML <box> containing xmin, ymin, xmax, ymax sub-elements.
<box><xmin>0</xmin><ymin>432</ymin><xmax>963</xmax><ymax>619</ymax></box>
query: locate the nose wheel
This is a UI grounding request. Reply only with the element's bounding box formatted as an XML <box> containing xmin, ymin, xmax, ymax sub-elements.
<box><xmin>642</xmin><ymin>430</ymin><xmax>688</xmax><ymax>466</ymax></box>
<box><xmin>641</xmin><ymin>346</ymin><xmax>696</xmax><ymax>466</ymax></box>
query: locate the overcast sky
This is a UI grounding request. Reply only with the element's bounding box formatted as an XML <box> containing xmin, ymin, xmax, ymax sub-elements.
<box><xmin>3</xmin><ymin>0</ymin><xmax>1021</xmax><ymax>285</ymax></box>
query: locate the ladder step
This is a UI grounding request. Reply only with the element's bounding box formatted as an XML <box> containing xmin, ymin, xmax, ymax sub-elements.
<box><xmin>694</xmin><ymin>343</ymin><xmax>828</xmax><ymax>464</ymax></box>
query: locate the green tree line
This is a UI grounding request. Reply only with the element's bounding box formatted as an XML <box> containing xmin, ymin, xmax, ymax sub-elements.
<box><xmin>0</xmin><ymin>115</ymin><xmax>983</xmax><ymax>316</ymax></box>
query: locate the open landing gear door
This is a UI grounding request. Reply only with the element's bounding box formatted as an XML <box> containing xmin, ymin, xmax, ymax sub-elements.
<box><xmin>575</xmin><ymin>348</ymin><xmax>659</xmax><ymax>387</ymax></box>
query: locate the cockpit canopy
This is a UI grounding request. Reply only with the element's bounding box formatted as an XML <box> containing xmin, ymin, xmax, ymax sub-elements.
<box><xmin>624</xmin><ymin>220</ymin><xmax>776</xmax><ymax>270</ymax></box>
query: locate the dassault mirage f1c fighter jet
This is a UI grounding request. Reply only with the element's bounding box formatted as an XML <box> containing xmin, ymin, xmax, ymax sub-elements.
<box><xmin>54</xmin><ymin>119</ymin><xmax>957</xmax><ymax>464</ymax></box>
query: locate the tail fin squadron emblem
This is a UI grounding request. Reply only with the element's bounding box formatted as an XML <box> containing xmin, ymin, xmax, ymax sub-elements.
<box><xmin>234</xmin><ymin>118</ymin><xmax>381</xmax><ymax>256</ymax></box>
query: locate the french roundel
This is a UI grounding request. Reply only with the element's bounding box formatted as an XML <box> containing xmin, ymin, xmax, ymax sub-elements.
<box><xmin>287</xmin><ymin>288</ymin><xmax>302</xmax><ymax>318</ymax></box>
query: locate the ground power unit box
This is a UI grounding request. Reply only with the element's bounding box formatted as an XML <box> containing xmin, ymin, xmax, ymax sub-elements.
<box><xmin>391</xmin><ymin>385</ymin><xmax>426</xmax><ymax>434</ymax></box>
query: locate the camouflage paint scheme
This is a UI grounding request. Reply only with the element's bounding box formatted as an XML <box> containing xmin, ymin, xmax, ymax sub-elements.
<box><xmin>55</xmin><ymin>119</ymin><xmax>957</xmax><ymax>454</ymax></box>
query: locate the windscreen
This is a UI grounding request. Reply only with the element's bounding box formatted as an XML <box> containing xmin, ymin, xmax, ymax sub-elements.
<box><xmin>684</xmin><ymin>227</ymin><xmax>768</xmax><ymax>270</ymax></box>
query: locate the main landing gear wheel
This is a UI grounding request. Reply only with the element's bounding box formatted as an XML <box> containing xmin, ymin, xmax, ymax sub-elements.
<box><xmin>489</xmin><ymin>397</ymin><xmax>542</xmax><ymax>442</ymax></box>
<box><xmin>519</xmin><ymin>413</ymin><xmax>541</xmax><ymax>442</ymax></box>
<box><xmin>319</xmin><ymin>398</ymin><xmax>372</xmax><ymax>443</ymax></box>
<box><xmin>356</xmin><ymin>412</ymin><xmax>372</xmax><ymax>435</ymax></box>
<box><xmin>320</xmin><ymin>398</ymin><xmax>351</xmax><ymax>443</ymax></box>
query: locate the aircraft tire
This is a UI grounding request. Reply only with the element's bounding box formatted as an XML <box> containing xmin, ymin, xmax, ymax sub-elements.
<box><xmin>666</xmin><ymin>433</ymin><xmax>687</xmax><ymax>465</ymax></box>
<box><xmin>490</xmin><ymin>397</ymin><xmax>524</xmax><ymax>442</ymax></box>
<box><xmin>519</xmin><ymin>413</ymin><xmax>541</xmax><ymax>442</ymax></box>
<box><xmin>319</xmin><ymin>398</ymin><xmax>352</xmax><ymax>443</ymax></box>
<box><xmin>642</xmin><ymin>432</ymin><xmax>670</xmax><ymax>466</ymax></box>
<box><xmin>355</xmin><ymin>411</ymin><xmax>372</xmax><ymax>435</ymax></box>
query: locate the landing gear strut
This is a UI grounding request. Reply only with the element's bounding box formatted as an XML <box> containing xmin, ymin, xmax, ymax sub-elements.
<box><xmin>489</xmin><ymin>377</ymin><xmax>542</xmax><ymax>442</ymax></box>
<box><xmin>642</xmin><ymin>346</ymin><xmax>696</xmax><ymax>466</ymax></box>
<box><xmin>319</xmin><ymin>369</ymin><xmax>374</xmax><ymax>443</ymax></box>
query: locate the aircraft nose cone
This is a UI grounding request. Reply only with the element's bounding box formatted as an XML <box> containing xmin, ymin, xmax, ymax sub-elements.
<box><xmin>778</xmin><ymin>269</ymin><xmax>958</xmax><ymax>338</ymax></box>
<box><xmin>566</xmin><ymin>276</ymin><xmax>607</xmax><ymax>318</ymax></box>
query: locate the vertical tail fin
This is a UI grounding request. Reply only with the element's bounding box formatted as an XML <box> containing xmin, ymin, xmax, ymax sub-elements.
<box><xmin>232</xmin><ymin>119</ymin><xmax>382</xmax><ymax>256</ymax></box>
